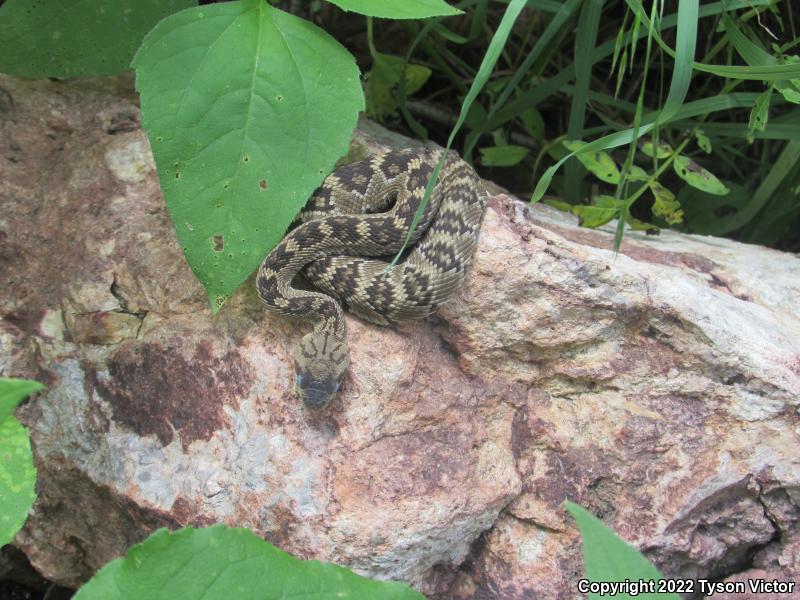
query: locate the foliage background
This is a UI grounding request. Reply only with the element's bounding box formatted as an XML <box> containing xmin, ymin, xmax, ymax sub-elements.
<box><xmin>284</xmin><ymin>0</ymin><xmax>799</xmax><ymax>252</ymax></box>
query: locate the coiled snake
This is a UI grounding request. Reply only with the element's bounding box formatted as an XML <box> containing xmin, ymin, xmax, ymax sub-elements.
<box><xmin>256</xmin><ymin>148</ymin><xmax>485</xmax><ymax>409</ymax></box>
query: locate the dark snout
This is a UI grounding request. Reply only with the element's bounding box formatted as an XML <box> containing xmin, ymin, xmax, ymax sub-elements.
<box><xmin>302</xmin><ymin>387</ymin><xmax>332</xmax><ymax>409</ymax></box>
<box><xmin>296</xmin><ymin>373</ymin><xmax>341</xmax><ymax>409</ymax></box>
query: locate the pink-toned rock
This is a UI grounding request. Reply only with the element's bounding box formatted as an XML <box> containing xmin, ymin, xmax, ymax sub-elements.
<box><xmin>1</xmin><ymin>74</ymin><xmax>799</xmax><ymax>598</ymax></box>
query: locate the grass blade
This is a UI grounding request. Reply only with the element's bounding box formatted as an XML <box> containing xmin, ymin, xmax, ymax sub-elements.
<box><xmin>391</xmin><ymin>0</ymin><xmax>528</xmax><ymax>265</ymax></box>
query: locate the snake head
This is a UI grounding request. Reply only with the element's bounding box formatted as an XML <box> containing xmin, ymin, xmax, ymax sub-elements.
<box><xmin>293</xmin><ymin>330</ymin><xmax>350</xmax><ymax>409</ymax></box>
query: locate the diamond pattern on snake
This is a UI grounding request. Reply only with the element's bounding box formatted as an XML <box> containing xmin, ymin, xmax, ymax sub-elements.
<box><xmin>256</xmin><ymin>147</ymin><xmax>486</xmax><ymax>409</ymax></box>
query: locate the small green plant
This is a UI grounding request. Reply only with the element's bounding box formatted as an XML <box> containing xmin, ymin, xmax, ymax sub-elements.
<box><xmin>0</xmin><ymin>377</ymin><xmax>42</xmax><ymax>546</ymax></box>
<box><xmin>74</xmin><ymin>525</ymin><xmax>424</xmax><ymax>599</ymax></box>
<box><xmin>526</xmin><ymin>0</ymin><xmax>800</xmax><ymax>249</ymax></box>
<box><xmin>566</xmin><ymin>502</ymin><xmax>680</xmax><ymax>600</ymax></box>
<box><xmin>556</xmin><ymin>135</ymin><xmax>730</xmax><ymax>231</ymax></box>
<box><xmin>383</xmin><ymin>0</ymin><xmax>799</xmax><ymax>249</ymax></box>
<box><xmin>65</xmin><ymin>504</ymin><xmax>681</xmax><ymax>599</ymax></box>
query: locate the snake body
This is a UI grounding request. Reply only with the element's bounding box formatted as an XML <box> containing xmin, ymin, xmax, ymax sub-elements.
<box><xmin>256</xmin><ymin>148</ymin><xmax>485</xmax><ymax>408</ymax></box>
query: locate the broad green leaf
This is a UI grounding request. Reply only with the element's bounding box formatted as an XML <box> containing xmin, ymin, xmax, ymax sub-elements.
<box><xmin>366</xmin><ymin>52</ymin><xmax>431</xmax><ymax>119</ymax></box>
<box><xmin>573</xmin><ymin>204</ymin><xmax>618</xmax><ymax>228</ymax></box>
<box><xmin>673</xmin><ymin>155</ymin><xmax>729</xmax><ymax>195</ymax></box>
<box><xmin>563</xmin><ymin>140</ymin><xmax>621</xmax><ymax>184</ymax></box>
<box><xmin>0</xmin><ymin>378</ymin><xmax>43</xmax><ymax>423</ymax></box>
<box><xmin>463</xmin><ymin>101</ymin><xmax>488</xmax><ymax>131</ymax></box>
<box><xmin>748</xmin><ymin>86</ymin><xmax>773</xmax><ymax>143</ymax></box>
<box><xmin>626</xmin><ymin>164</ymin><xmax>649</xmax><ymax>182</ymax></box>
<box><xmin>75</xmin><ymin>525</ymin><xmax>425</xmax><ymax>599</ymax></box>
<box><xmin>565</xmin><ymin>502</ymin><xmax>680</xmax><ymax>600</ymax></box>
<box><xmin>324</xmin><ymin>0</ymin><xmax>461</xmax><ymax>19</ymax></box>
<box><xmin>132</xmin><ymin>0</ymin><xmax>363</xmax><ymax>311</ymax></box>
<box><xmin>627</xmin><ymin>216</ymin><xmax>659</xmax><ymax>233</ymax></box>
<box><xmin>649</xmin><ymin>181</ymin><xmax>683</xmax><ymax>225</ymax></box>
<box><xmin>639</xmin><ymin>139</ymin><xmax>672</xmax><ymax>159</ymax></box>
<box><xmin>0</xmin><ymin>418</ymin><xmax>36</xmax><ymax>546</ymax></box>
<box><xmin>520</xmin><ymin>108</ymin><xmax>545</xmax><ymax>142</ymax></box>
<box><xmin>0</xmin><ymin>378</ymin><xmax>42</xmax><ymax>546</ymax></box>
<box><xmin>479</xmin><ymin>145</ymin><xmax>528</xmax><ymax>167</ymax></box>
<box><xmin>0</xmin><ymin>0</ymin><xmax>195</xmax><ymax>78</ymax></box>
<box><xmin>694</xmin><ymin>129</ymin><xmax>711</xmax><ymax>153</ymax></box>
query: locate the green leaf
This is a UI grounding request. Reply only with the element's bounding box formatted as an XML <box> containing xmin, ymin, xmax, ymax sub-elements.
<box><xmin>573</xmin><ymin>206</ymin><xmax>617</xmax><ymax>228</ymax></box>
<box><xmin>639</xmin><ymin>139</ymin><xmax>672</xmax><ymax>159</ymax></box>
<box><xmin>748</xmin><ymin>86</ymin><xmax>773</xmax><ymax>143</ymax></box>
<box><xmin>776</xmin><ymin>56</ymin><xmax>800</xmax><ymax>104</ymax></box>
<box><xmin>694</xmin><ymin>129</ymin><xmax>711</xmax><ymax>153</ymax></box>
<box><xmin>0</xmin><ymin>378</ymin><xmax>43</xmax><ymax>423</ymax></box>
<box><xmin>626</xmin><ymin>216</ymin><xmax>659</xmax><ymax>233</ymax></box>
<box><xmin>614</xmin><ymin>48</ymin><xmax>628</xmax><ymax>97</ymax></box>
<box><xmin>626</xmin><ymin>164</ymin><xmax>650</xmax><ymax>182</ymax></box>
<box><xmin>563</xmin><ymin>140</ymin><xmax>621</xmax><ymax>184</ymax></box>
<box><xmin>573</xmin><ymin>201</ymin><xmax>619</xmax><ymax>228</ymax></box>
<box><xmin>0</xmin><ymin>378</ymin><xmax>42</xmax><ymax>547</ymax></box>
<box><xmin>543</xmin><ymin>199</ymin><xmax>575</xmax><ymax>213</ymax></box>
<box><xmin>366</xmin><ymin>52</ymin><xmax>431</xmax><ymax>119</ymax></box>
<box><xmin>479</xmin><ymin>145</ymin><xmax>528</xmax><ymax>167</ymax></box>
<box><xmin>132</xmin><ymin>0</ymin><xmax>363</xmax><ymax>311</ymax></box>
<box><xmin>75</xmin><ymin>525</ymin><xmax>425</xmax><ymax>599</ymax></box>
<box><xmin>0</xmin><ymin>0</ymin><xmax>196</xmax><ymax>78</ymax></box>
<box><xmin>565</xmin><ymin>502</ymin><xmax>680</xmax><ymax>600</ymax></box>
<box><xmin>324</xmin><ymin>0</ymin><xmax>461</xmax><ymax>19</ymax></box>
<box><xmin>520</xmin><ymin>108</ymin><xmax>545</xmax><ymax>142</ymax></box>
<box><xmin>593</xmin><ymin>195</ymin><xmax>624</xmax><ymax>209</ymax></box>
<box><xmin>673</xmin><ymin>155</ymin><xmax>729</xmax><ymax>195</ymax></box>
<box><xmin>649</xmin><ymin>181</ymin><xmax>683</xmax><ymax>225</ymax></box>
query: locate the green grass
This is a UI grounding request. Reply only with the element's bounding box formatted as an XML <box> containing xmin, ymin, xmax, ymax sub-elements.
<box><xmin>360</xmin><ymin>0</ymin><xmax>800</xmax><ymax>251</ymax></box>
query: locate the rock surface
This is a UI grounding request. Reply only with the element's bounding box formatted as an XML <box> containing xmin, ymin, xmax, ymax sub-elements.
<box><xmin>1</xmin><ymin>74</ymin><xmax>799</xmax><ymax>599</ymax></box>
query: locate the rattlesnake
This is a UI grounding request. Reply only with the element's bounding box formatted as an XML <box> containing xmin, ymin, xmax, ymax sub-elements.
<box><xmin>256</xmin><ymin>147</ymin><xmax>485</xmax><ymax>409</ymax></box>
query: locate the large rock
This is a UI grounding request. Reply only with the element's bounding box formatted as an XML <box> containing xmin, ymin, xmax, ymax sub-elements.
<box><xmin>1</xmin><ymin>75</ymin><xmax>798</xmax><ymax>598</ymax></box>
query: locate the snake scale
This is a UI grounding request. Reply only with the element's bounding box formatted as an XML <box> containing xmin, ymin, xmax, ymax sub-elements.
<box><xmin>256</xmin><ymin>147</ymin><xmax>485</xmax><ymax>409</ymax></box>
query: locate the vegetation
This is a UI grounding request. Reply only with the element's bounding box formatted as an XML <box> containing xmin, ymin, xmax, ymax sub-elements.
<box><xmin>1</xmin><ymin>0</ymin><xmax>797</xmax><ymax>597</ymax></box>
<box><xmin>352</xmin><ymin>0</ymin><xmax>800</xmax><ymax>251</ymax></box>
<box><xmin>74</xmin><ymin>526</ymin><xmax>425</xmax><ymax>599</ymax></box>
<box><xmin>0</xmin><ymin>378</ymin><xmax>41</xmax><ymax>547</ymax></box>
